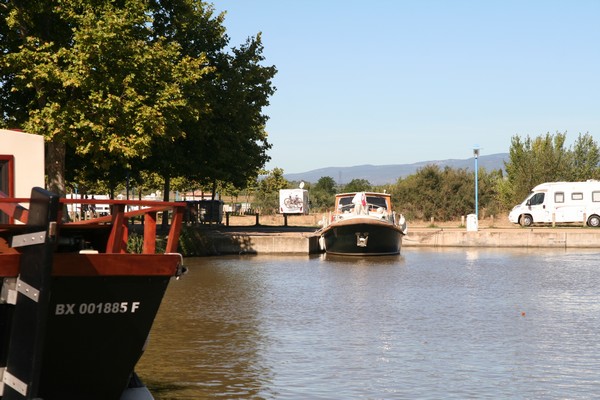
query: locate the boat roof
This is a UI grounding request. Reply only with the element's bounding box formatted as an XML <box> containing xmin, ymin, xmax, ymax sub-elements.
<box><xmin>335</xmin><ymin>192</ymin><xmax>391</xmax><ymax>197</ymax></box>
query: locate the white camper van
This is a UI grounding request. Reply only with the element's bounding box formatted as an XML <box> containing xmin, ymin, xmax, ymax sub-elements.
<box><xmin>508</xmin><ymin>181</ymin><xmax>600</xmax><ymax>227</ymax></box>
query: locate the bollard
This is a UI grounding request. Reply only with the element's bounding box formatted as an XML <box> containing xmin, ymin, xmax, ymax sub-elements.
<box><xmin>255</xmin><ymin>213</ymin><xmax>260</xmax><ymax>226</ymax></box>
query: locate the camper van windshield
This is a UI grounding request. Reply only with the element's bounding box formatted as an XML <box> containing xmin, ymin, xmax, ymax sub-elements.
<box><xmin>528</xmin><ymin>192</ymin><xmax>545</xmax><ymax>206</ymax></box>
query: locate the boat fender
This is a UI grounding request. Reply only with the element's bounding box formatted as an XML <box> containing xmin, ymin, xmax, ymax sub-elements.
<box><xmin>120</xmin><ymin>373</ymin><xmax>155</xmax><ymax>400</ymax></box>
<box><xmin>318</xmin><ymin>236</ymin><xmax>326</xmax><ymax>251</ymax></box>
<box><xmin>398</xmin><ymin>214</ymin><xmax>408</xmax><ymax>235</ymax></box>
<box><xmin>120</xmin><ymin>386</ymin><xmax>155</xmax><ymax>400</ymax></box>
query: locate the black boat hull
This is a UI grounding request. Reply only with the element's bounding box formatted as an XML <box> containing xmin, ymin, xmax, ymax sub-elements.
<box><xmin>39</xmin><ymin>274</ymin><xmax>170</xmax><ymax>399</ymax></box>
<box><xmin>0</xmin><ymin>253</ymin><xmax>181</xmax><ymax>400</ymax></box>
<box><xmin>321</xmin><ymin>221</ymin><xmax>403</xmax><ymax>256</ymax></box>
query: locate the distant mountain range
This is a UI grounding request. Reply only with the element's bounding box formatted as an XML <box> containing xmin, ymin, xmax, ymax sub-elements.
<box><xmin>284</xmin><ymin>153</ymin><xmax>509</xmax><ymax>186</ymax></box>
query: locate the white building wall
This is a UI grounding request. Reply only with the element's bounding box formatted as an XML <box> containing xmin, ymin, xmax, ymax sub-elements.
<box><xmin>0</xmin><ymin>129</ymin><xmax>45</xmax><ymax>197</ymax></box>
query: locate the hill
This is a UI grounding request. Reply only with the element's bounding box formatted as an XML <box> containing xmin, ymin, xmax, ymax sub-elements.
<box><xmin>284</xmin><ymin>153</ymin><xmax>508</xmax><ymax>185</ymax></box>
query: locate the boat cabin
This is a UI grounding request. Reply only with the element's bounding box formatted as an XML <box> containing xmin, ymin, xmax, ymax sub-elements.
<box><xmin>335</xmin><ymin>192</ymin><xmax>392</xmax><ymax>215</ymax></box>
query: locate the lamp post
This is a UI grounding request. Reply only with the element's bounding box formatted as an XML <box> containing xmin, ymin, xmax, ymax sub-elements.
<box><xmin>473</xmin><ymin>147</ymin><xmax>480</xmax><ymax>221</ymax></box>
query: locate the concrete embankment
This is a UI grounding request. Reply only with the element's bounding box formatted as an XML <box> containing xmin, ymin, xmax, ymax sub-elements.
<box><xmin>201</xmin><ymin>230</ymin><xmax>320</xmax><ymax>255</ymax></box>
<box><xmin>404</xmin><ymin>228</ymin><xmax>600</xmax><ymax>249</ymax></box>
<box><xmin>193</xmin><ymin>226</ymin><xmax>600</xmax><ymax>255</ymax></box>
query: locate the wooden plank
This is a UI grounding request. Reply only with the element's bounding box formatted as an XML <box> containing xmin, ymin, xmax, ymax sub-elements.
<box><xmin>166</xmin><ymin>206</ymin><xmax>184</xmax><ymax>253</ymax></box>
<box><xmin>0</xmin><ymin>194</ymin><xmax>29</xmax><ymax>224</ymax></box>
<box><xmin>106</xmin><ymin>204</ymin><xmax>126</xmax><ymax>253</ymax></box>
<box><xmin>143</xmin><ymin>211</ymin><xmax>157</xmax><ymax>254</ymax></box>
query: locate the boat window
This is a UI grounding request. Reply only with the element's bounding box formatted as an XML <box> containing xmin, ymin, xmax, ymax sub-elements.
<box><xmin>554</xmin><ymin>192</ymin><xmax>564</xmax><ymax>203</ymax></box>
<box><xmin>366</xmin><ymin>196</ymin><xmax>388</xmax><ymax>209</ymax></box>
<box><xmin>593</xmin><ymin>191</ymin><xmax>600</xmax><ymax>202</ymax></box>
<box><xmin>571</xmin><ymin>192</ymin><xmax>583</xmax><ymax>201</ymax></box>
<box><xmin>338</xmin><ymin>197</ymin><xmax>354</xmax><ymax>211</ymax></box>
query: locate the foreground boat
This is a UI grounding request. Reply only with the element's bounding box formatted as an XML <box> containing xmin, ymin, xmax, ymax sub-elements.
<box><xmin>0</xmin><ymin>188</ymin><xmax>186</xmax><ymax>400</ymax></box>
<box><xmin>317</xmin><ymin>192</ymin><xmax>407</xmax><ymax>256</ymax></box>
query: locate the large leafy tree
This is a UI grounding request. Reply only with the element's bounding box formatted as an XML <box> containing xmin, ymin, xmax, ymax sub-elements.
<box><xmin>1</xmin><ymin>0</ymin><xmax>204</xmax><ymax>194</ymax></box>
<box><xmin>0</xmin><ymin>0</ymin><xmax>275</xmax><ymax>198</ymax></box>
<box><xmin>136</xmin><ymin>0</ymin><xmax>275</xmax><ymax>199</ymax></box>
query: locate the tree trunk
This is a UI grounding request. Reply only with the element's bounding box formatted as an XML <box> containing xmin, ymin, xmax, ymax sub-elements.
<box><xmin>210</xmin><ymin>180</ymin><xmax>218</xmax><ymax>225</ymax></box>
<box><xmin>163</xmin><ymin>176</ymin><xmax>170</xmax><ymax>202</ymax></box>
<box><xmin>161</xmin><ymin>175</ymin><xmax>170</xmax><ymax>229</ymax></box>
<box><xmin>46</xmin><ymin>140</ymin><xmax>66</xmax><ymax>196</ymax></box>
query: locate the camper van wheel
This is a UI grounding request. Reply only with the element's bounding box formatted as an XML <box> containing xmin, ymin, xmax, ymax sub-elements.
<box><xmin>587</xmin><ymin>215</ymin><xmax>600</xmax><ymax>227</ymax></box>
<box><xmin>520</xmin><ymin>214</ymin><xmax>533</xmax><ymax>227</ymax></box>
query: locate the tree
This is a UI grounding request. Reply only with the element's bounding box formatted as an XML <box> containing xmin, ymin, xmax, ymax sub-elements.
<box><xmin>1</xmin><ymin>1</ymin><xmax>204</xmax><ymax>195</ymax></box>
<box><xmin>254</xmin><ymin>168</ymin><xmax>289</xmax><ymax>214</ymax></box>
<box><xmin>570</xmin><ymin>132</ymin><xmax>600</xmax><ymax>181</ymax></box>
<box><xmin>390</xmin><ymin>164</ymin><xmax>502</xmax><ymax>221</ymax></box>
<box><xmin>310</xmin><ymin>176</ymin><xmax>337</xmax><ymax>211</ymax></box>
<box><xmin>147</xmin><ymin>1</ymin><xmax>276</xmax><ymax>198</ymax></box>
<box><xmin>1</xmin><ymin>0</ymin><xmax>276</xmax><ymax>197</ymax></box>
<box><xmin>342</xmin><ymin>179</ymin><xmax>372</xmax><ymax>193</ymax></box>
<box><xmin>503</xmin><ymin>131</ymin><xmax>600</xmax><ymax>206</ymax></box>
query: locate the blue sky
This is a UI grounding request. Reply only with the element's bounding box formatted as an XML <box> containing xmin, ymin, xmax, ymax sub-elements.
<box><xmin>212</xmin><ymin>0</ymin><xmax>600</xmax><ymax>173</ymax></box>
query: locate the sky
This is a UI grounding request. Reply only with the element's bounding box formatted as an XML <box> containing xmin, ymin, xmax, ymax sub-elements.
<box><xmin>212</xmin><ymin>0</ymin><xmax>600</xmax><ymax>174</ymax></box>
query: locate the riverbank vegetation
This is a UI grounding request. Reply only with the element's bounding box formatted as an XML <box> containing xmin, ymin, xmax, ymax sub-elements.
<box><xmin>251</xmin><ymin>132</ymin><xmax>600</xmax><ymax>222</ymax></box>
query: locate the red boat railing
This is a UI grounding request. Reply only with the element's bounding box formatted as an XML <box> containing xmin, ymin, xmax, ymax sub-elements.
<box><xmin>0</xmin><ymin>193</ymin><xmax>186</xmax><ymax>255</ymax></box>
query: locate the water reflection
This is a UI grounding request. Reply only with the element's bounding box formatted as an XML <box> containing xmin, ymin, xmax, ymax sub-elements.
<box><xmin>138</xmin><ymin>249</ymin><xmax>600</xmax><ymax>399</ymax></box>
<box><xmin>138</xmin><ymin>255</ymin><xmax>276</xmax><ymax>398</ymax></box>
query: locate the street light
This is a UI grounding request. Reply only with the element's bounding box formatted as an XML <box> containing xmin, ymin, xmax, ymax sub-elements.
<box><xmin>473</xmin><ymin>147</ymin><xmax>480</xmax><ymax>221</ymax></box>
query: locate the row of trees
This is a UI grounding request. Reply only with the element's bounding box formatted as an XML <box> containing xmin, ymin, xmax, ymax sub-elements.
<box><xmin>1</xmin><ymin>1</ymin><xmax>276</xmax><ymax>199</ymax></box>
<box><xmin>251</xmin><ymin>132</ymin><xmax>600</xmax><ymax>221</ymax></box>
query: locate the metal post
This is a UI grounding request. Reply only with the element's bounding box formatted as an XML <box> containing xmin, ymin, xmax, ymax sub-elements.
<box><xmin>474</xmin><ymin>148</ymin><xmax>480</xmax><ymax>221</ymax></box>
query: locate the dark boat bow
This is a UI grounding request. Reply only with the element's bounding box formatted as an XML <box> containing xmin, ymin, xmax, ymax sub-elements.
<box><xmin>0</xmin><ymin>188</ymin><xmax>186</xmax><ymax>400</ymax></box>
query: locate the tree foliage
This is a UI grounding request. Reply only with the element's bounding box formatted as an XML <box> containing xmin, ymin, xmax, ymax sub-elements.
<box><xmin>254</xmin><ymin>168</ymin><xmax>289</xmax><ymax>214</ymax></box>
<box><xmin>342</xmin><ymin>179</ymin><xmax>372</xmax><ymax>193</ymax></box>
<box><xmin>390</xmin><ymin>165</ymin><xmax>502</xmax><ymax>221</ymax></box>
<box><xmin>0</xmin><ymin>0</ymin><xmax>276</xmax><ymax>197</ymax></box>
<box><xmin>310</xmin><ymin>176</ymin><xmax>337</xmax><ymax>211</ymax></box>
<box><xmin>503</xmin><ymin>132</ymin><xmax>600</xmax><ymax>206</ymax></box>
<box><xmin>570</xmin><ymin>133</ymin><xmax>600</xmax><ymax>181</ymax></box>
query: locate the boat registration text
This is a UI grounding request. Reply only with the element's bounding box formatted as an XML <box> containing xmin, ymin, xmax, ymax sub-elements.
<box><xmin>55</xmin><ymin>302</ymin><xmax>141</xmax><ymax>315</ymax></box>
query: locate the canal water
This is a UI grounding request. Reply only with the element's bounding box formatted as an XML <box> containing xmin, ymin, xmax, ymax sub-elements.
<box><xmin>137</xmin><ymin>248</ymin><xmax>600</xmax><ymax>399</ymax></box>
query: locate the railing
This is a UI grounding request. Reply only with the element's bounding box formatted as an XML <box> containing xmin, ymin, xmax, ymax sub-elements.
<box><xmin>0</xmin><ymin>193</ymin><xmax>186</xmax><ymax>254</ymax></box>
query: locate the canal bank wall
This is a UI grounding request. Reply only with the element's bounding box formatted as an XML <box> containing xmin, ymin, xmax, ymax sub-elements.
<box><xmin>200</xmin><ymin>231</ymin><xmax>319</xmax><ymax>255</ymax></box>
<box><xmin>404</xmin><ymin>228</ymin><xmax>600</xmax><ymax>249</ymax></box>
<box><xmin>191</xmin><ymin>227</ymin><xmax>600</xmax><ymax>255</ymax></box>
